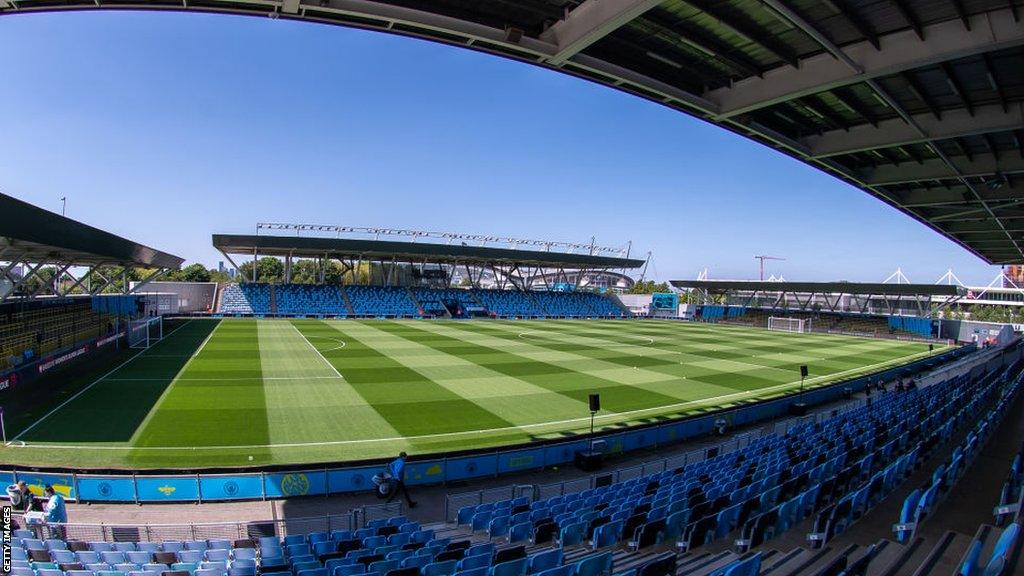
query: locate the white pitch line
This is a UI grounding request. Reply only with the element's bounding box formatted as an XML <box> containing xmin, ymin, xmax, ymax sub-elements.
<box><xmin>12</xmin><ymin>345</ymin><xmax>941</xmax><ymax>451</ymax></box>
<box><xmin>104</xmin><ymin>376</ymin><xmax>346</xmax><ymax>382</ymax></box>
<box><xmin>8</xmin><ymin>320</ymin><xmax>195</xmax><ymax>443</ymax></box>
<box><xmin>289</xmin><ymin>322</ymin><xmax>345</xmax><ymax>379</ymax></box>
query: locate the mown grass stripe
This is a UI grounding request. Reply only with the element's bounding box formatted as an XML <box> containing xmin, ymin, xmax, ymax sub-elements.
<box><xmin>326</xmin><ymin>320</ymin><xmax>521</xmax><ymax>440</ymax></box>
<box><xmin>381</xmin><ymin>319</ymin><xmax>687</xmax><ymax>415</ymax></box>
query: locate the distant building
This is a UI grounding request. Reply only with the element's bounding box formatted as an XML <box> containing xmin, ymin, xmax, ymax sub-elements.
<box><xmin>1004</xmin><ymin>266</ymin><xmax>1024</xmax><ymax>288</ymax></box>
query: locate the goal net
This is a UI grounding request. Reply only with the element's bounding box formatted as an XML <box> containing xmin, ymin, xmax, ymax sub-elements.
<box><xmin>767</xmin><ymin>316</ymin><xmax>810</xmax><ymax>333</ymax></box>
<box><xmin>128</xmin><ymin>316</ymin><xmax>163</xmax><ymax>349</ymax></box>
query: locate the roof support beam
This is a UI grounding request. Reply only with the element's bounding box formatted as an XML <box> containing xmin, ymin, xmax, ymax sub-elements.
<box><xmin>890</xmin><ymin>0</ymin><xmax>923</xmax><ymax>40</ymax></box>
<box><xmin>896</xmin><ymin>182</ymin><xmax>1024</xmax><ymax>207</ymax></box>
<box><xmin>806</xmin><ymin>103</ymin><xmax>1024</xmax><ymax>158</ymax></box>
<box><xmin>539</xmin><ymin>0</ymin><xmax>663</xmax><ymax>65</ymax></box>
<box><xmin>680</xmin><ymin>0</ymin><xmax>798</xmax><ymax>67</ymax></box>
<box><xmin>861</xmin><ymin>152</ymin><xmax>1024</xmax><ymax>185</ymax></box>
<box><xmin>708</xmin><ymin>8</ymin><xmax>1024</xmax><ymax>119</ymax></box>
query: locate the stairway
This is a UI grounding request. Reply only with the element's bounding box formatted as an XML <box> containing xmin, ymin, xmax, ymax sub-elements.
<box><xmin>339</xmin><ymin>285</ymin><xmax>355</xmax><ymax>315</ymax></box>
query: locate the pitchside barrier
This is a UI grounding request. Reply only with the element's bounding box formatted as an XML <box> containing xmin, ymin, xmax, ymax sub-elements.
<box><xmin>0</xmin><ymin>344</ymin><xmax>1001</xmax><ymax>505</ymax></box>
<box><xmin>12</xmin><ymin>503</ymin><xmax>403</xmax><ymax>543</ymax></box>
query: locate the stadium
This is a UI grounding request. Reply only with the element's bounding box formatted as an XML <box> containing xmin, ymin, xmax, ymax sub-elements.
<box><xmin>2</xmin><ymin>2</ymin><xmax>1024</xmax><ymax>576</ymax></box>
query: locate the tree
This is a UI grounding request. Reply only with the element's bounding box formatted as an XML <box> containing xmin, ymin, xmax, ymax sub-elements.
<box><xmin>627</xmin><ymin>280</ymin><xmax>670</xmax><ymax>294</ymax></box>
<box><xmin>238</xmin><ymin>257</ymin><xmax>284</xmax><ymax>283</ymax></box>
<box><xmin>180</xmin><ymin>263</ymin><xmax>212</xmax><ymax>283</ymax></box>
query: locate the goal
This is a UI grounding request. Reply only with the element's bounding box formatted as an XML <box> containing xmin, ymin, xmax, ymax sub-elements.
<box><xmin>767</xmin><ymin>316</ymin><xmax>811</xmax><ymax>333</ymax></box>
<box><xmin>128</xmin><ymin>316</ymin><xmax>163</xmax><ymax>349</ymax></box>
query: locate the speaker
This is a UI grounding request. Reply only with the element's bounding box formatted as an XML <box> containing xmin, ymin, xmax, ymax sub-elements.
<box><xmin>589</xmin><ymin>393</ymin><xmax>601</xmax><ymax>412</ymax></box>
<box><xmin>929</xmin><ymin>344</ymin><xmax>934</xmax><ymax>352</ymax></box>
<box><xmin>789</xmin><ymin>402</ymin><xmax>808</xmax><ymax>416</ymax></box>
<box><xmin>574</xmin><ymin>450</ymin><xmax>603</xmax><ymax>472</ymax></box>
<box><xmin>800</xmin><ymin>365</ymin><xmax>808</xmax><ymax>378</ymax></box>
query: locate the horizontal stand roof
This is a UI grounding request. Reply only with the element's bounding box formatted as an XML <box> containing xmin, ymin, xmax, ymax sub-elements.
<box><xmin>214</xmin><ymin>234</ymin><xmax>645</xmax><ymax>269</ymax></box>
<box><xmin>671</xmin><ymin>279</ymin><xmax>962</xmax><ymax>297</ymax></box>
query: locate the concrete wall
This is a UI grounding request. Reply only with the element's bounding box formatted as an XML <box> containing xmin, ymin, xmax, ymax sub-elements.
<box><xmin>131</xmin><ymin>281</ymin><xmax>217</xmax><ymax>314</ymax></box>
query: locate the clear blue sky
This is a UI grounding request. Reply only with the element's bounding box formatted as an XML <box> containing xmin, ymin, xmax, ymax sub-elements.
<box><xmin>0</xmin><ymin>11</ymin><xmax>1003</xmax><ymax>285</ymax></box>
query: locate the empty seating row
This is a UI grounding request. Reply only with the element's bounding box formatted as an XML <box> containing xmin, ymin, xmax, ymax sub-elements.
<box><xmin>276</xmin><ymin>285</ymin><xmax>349</xmax><ymax>316</ymax></box>
<box><xmin>451</xmin><ymin>362</ymin><xmax>1009</xmax><ymax>561</ymax></box>
<box><xmin>218</xmin><ymin>284</ymin><xmax>270</xmax><ymax>315</ymax></box>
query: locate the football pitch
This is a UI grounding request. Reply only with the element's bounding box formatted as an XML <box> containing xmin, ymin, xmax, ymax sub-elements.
<box><xmin>2</xmin><ymin>318</ymin><xmax>946</xmax><ymax>469</ymax></box>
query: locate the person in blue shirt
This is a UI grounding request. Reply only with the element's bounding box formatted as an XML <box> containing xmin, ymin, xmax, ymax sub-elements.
<box><xmin>386</xmin><ymin>452</ymin><xmax>416</xmax><ymax>508</ymax></box>
<box><xmin>43</xmin><ymin>485</ymin><xmax>67</xmax><ymax>539</ymax></box>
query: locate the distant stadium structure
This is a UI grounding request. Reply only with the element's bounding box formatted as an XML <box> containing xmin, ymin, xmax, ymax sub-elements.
<box><xmin>211</xmin><ymin>224</ymin><xmax>642</xmax><ymax>318</ymax></box>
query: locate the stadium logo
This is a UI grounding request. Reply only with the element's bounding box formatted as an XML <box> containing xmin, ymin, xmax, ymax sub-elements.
<box><xmin>280</xmin><ymin>474</ymin><xmax>310</xmax><ymax>496</ymax></box>
<box><xmin>223</xmin><ymin>481</ymin><xmax>239</xmax><ymax>497</ymax></box>
<box><xmin>351</xmin><ymin>474</ymin><xmax>365</xmax><ymax>487</ymax></box>
<box><xmin>158</xmin><ymin>485</ymin><xmax>177</xmax><ymax>496</ymax></box>
<box><xmin>97</xmin><ymin>483</ymin><xmax>113</xmax><ymax>497</ymax></box>
<box><xmin>508</xmin><ymin>455</ymin><xmax>534</xmax><ymax>469</ymax></box>
<box><xmin>465</xmin><ymin>462</ymin><xmax>478</xmax><ymax>474</ymax></box>
<box><xmin>96</xmin><ymin>333</ymin><xmax>122</xmax><ymax>347</ymax></box>
<box><xmin>0</xmin><ymin>377</ymin><xmax>11</xmax><ymax>393</ymax></box>
<box><xmin>37</xmin><ymin>346</ymin><xmax>88</xmax><ymax>374</ymax></box>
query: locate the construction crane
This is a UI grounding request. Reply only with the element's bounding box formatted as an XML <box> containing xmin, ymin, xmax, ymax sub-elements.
<box><xmin>755</xmin><ymin>255</ymin><xmax>785</xmax><ymax>281</ymax></box>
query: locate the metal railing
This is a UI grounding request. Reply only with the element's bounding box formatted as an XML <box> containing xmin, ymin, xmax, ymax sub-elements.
<box><xmin>13</xmin><ymin>502</ymin><xmax>402</xmax><ymax>543</ymax></box>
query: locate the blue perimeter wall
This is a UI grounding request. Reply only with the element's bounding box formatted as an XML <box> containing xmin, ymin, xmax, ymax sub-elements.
<box><xmin>0</xmin><ymin>346</ymin><xmax>971</xmax><ymax>503</ymax></box>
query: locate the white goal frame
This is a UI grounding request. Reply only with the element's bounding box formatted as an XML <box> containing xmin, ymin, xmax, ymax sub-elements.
<box><xmin>128</xmin><ymin>316</ymin><xmax>163</xmax><ymax>349</ymax></box>
<box><xmin>767</xmin><ymin>316</ymin><xmax>810</xmax><ymax>333</ymax></box>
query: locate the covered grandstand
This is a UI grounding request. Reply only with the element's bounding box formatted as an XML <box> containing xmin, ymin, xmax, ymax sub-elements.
<box><xmin>670</xmin><ymin>279</ymin><xmax>972</xmax><ymax>340</ymax></box>
<box><xmin>0</xmin><ymin>192</ymin><xmax>183</xmax><ymax>370</ymax></box>
<box><xmin>212</xmin><ymin>226</ymin><xmax>643</xmax><ymax>318</ymax></box>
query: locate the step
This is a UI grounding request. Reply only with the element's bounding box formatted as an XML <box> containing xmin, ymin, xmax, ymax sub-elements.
<box><xmin>676</xmin><ymin>550</ymin><xmax>734</xmax><ymax>575</ymax></box>
<box><xmin>909</xmin><ymin>531</ymin><xmax>971</xmax><ymax>576</ymax></box>
<box><xmin>682</xmin><ymin>551</ymin><xmax>738</xmax><ymax>576</ymax></box>
<box><xmin>760</xmin><ymin>547</ymin><xmax>831</xmax><ymax>576</ymax></box>
<box><xmin>866</xmin><ymin>540</ymin><xmax>905</xmax><ymax>576</ymax></box>
<box><xmin>803</xmin><ymin>543</ymin><xmax>859</xmax><ymax>576</ymax></box>
<box><xmin>872</xmin><ymin>537</ymin><xmax>925</xmax><ymax>576</ymax></box>
<box><xmin>758</xmin><ymin>548</ymin><xmax>803</xmax><ymax>576</ymax></box>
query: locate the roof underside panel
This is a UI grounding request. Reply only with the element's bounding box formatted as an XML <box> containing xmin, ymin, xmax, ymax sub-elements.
<box><xmin>3</xmin><ymin>0</ymin><xmax>1023</xmax><ymax>262</ymax></box>
<box><xmin>0</xmin><ymin>193</ymin><xmax>184</xmax><ymax>269</ymax></box>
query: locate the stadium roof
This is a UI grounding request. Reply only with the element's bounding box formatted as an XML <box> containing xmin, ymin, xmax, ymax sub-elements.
<box><xmin>3</xmin><ymin>2</ymin><xmax>1022</xmax><ymax>263</ymax></box>
<box><xmin>671</xmin><ymin>279</ymin><xmax>962</xmax><ymax>296</ymax></box>
<box><xmin>0</xmin><ymin>192</ymin><xmax>184</xmax><ymax>269</ymax></box>
<box><xmin>213</xmin><ymin>234</ymin><xmax>646</xmax><ymax>268</ymax></box>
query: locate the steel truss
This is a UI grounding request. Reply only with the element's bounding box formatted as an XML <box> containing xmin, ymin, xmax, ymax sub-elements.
<box><xmin>0</xmin><ymin>255</ymin><xmax>172</xmax><ymax>303</ymax></box>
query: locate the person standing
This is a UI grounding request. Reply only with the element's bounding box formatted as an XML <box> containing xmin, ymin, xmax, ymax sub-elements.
<box><xmin>43</xmin><ymin>485</ymin><xmax>67</xmax><ymax>539</ymax></box>
<box><xmin>386</xmin><ymin>452</ymin><xmax>417</xmax><ymax>509</ymax></box>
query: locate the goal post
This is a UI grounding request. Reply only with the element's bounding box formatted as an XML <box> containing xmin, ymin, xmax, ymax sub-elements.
<box><xmin>128</xmin><ymin>316</ymin><xmax>163</xmax><ymax>349</ymax></box>
<box><xmin>767</xmin><ymin>316</ymin><xmax>810</xmax><ymax>333</ymax></box>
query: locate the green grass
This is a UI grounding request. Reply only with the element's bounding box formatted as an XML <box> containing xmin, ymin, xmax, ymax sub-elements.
<box><xmin>0</xmin><ymin>318</ymin><xmax>948</xmax><ymax>469</ymax></box>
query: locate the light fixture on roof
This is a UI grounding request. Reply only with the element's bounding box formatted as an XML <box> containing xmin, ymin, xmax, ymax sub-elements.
<box><xmin>646</xmin><ymin>51</ymin><xmax>682</xmax><ymax>69</ymax></box>
<box><xmin>678</xmin><ymin>38</ymin><xmax>715</xmax><ymax>57</ymax></box>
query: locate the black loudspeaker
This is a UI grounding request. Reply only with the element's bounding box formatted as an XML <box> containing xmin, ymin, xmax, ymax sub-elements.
<box><xmin>929</xmin><ymin>344</ymin><xmax>934</xmax><ymax>352</ymax></box>
<box><xmin>589</xmin><ymin>393</ymin><xmax>601</xmax><ymax>412</ymax></box>
<box><xmin>789</xmin><ymin>402</ymin><xmax>808</xmax><ymax>416</ymax></box>
<box><xmin>800</xmin><ymin>365</ymin><xmax>808</xmax><ymax>378</ymax></box>
<box><xmin>574</xmin><ymin>450</ymin><xmax>603</xmax><ymax>472</ymax></box>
